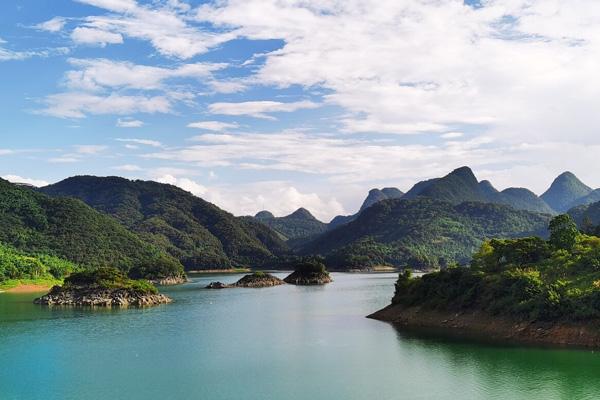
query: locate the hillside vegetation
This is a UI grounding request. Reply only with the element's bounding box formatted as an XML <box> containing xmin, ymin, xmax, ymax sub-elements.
<box><xmin>41</xmin><ymin>176</ymin><xmax>288</xmax><ymax>270</ymax></box>
<box><xmin>392</xmin><ymin>215</ymin><xmax>600</xmax><ymax>322</ymax></box>
<box><xmin>302</xmin><ymin>198</ymin><xmax>551</xmax><ymax>270</ymax></box>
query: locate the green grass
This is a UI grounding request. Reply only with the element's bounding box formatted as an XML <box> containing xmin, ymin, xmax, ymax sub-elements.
<box><xmin>0</xmin><ymin>277</ymin><xmax>61</xmax><ymax>291</ymax></box>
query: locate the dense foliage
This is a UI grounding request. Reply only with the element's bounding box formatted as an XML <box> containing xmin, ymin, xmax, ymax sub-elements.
<box><xmin>392</xmin><ymin>215</ymin><xmax>600</xmax><ymax>321</ymax></box>
<box><xmin>302</xmin><ymin>198</ymin><xmax>551</xmax><ymax>270</ymax></box>
<box><xmin>63</xmin><ymin>267</ymin><xmax>158</xmax><ymax>295</ymax></box>
<box><xmin>0</xmin><ymin>178</ymin><xmax>183</xmax><ymax>280</ymax></box>
<box><xmin>41</xmin><ymin>176</ymin><xmax>289</xmax><ymax>270</ymax></box>
<box><xmin>0</xmin><ymin>242</ymin><xmax>79</xmax><ymax>283</ymax></box>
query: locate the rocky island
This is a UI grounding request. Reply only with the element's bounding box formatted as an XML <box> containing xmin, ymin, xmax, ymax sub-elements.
<box><xmin>206</xmin><ymin>271</ymin><xmax>284</xmax><ymax>289</ymax></box>
<box><xmin>284</xmin><ymin>260</ymin><xmax>332</xmax><ymax>285</ymax></box>
<box><xmin>369</xmin><ymin>215</ymin><xmax>600</xmax><ymax>348</ymax></box>
<box><xmin>234</xmin><ymin>271</ymin><xmax>284</xmax><ymax>287</ymax></box>
<box><xmin>34</xmin><ymin>267</ymin><xmax>172</xmax><ymax>306</ymax></box>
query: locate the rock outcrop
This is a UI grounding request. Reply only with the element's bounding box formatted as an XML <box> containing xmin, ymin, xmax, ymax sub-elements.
<box><xmin>284</xmin><ymin>270</ymin><xmax>332</xmax><ymax>285</ymax></box>
<box><xmin>34</xmin><ymin>285</ymin><xmax>172</xmax><ymax>306</ymax></box>
<box><xmin>234</xmin><ymin>272</ymin><xmax>284</xmax><ymax>288</ymax></box>
<box><xmin>150</xmin><ymin>275</ymin><xmax>189</xmax><ymax>286</ymax></box>
<box><xmin>205</xmin><ymin>281</ymin><xmax>231</xmax><ymax>289</ymax></box>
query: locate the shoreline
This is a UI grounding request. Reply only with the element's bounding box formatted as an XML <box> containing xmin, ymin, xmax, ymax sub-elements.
<box><xmin>368</xmin><ymin>304</ymin><xmax>600</xmax><ymax>349</ymax></box>
<box><xmin>0</xmin><ymin>279</ymin><xmax>60</xmax><ymax>294</ymax></box>
<box><xmin>187</xmin><ymin>268</ymin><xmax>251</xmax><ymax>274</ymax></box>
<box><xmin>2</xmin><ymin>283</ymin><xmax>53</xmax><ymax>293</ymax></box>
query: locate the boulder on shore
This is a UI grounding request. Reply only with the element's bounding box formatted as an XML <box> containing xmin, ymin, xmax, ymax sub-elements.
<box><xmin>234</xmin><ymin>272</ymin><xmax>284</xmax><ymax>288</ymax></box>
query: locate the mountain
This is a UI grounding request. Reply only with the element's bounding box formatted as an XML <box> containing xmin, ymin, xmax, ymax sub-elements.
<box><xmin>252</xmin><ymin>208</ymin><xmax>328</xmax><ymax>243</ymax></box>
<box><xmin>329</xmin><ymin>187</ymin><xmax>404</xmax><ymax>229</ymax></box>
<box><xmin>404</xmin><ymin>166</ymin><xmax>484</xmax><ymax>203</ymax></box>
<box><xmin>541</xmin><ymin>172</ymin><xmax>593</xmax><ymax>212</ymax></box>
<box><xmin>568</xmin><ymin>200</ymin><xmax>600</xmax><ymax>227</ymax></box>
<box><xmin>499</xmin><ymin>187</ymin><xmax>555</xmax><ymax>214</ymax></box>
<box><xmin>359</xmin><ymin>188</ymin><xmax>404</xmax><ymax>212</ymax></box>
<box><xmin>40</xmin><ymin>176</ymin><xmax>288</xmax><ymax>270</ymax></box>
<box><xmin>403</xmin><ymin>166</ymin><xmax>554</xmax><ymax>214</ymax></box>
<box><xmin>565</xmin><ymin>189</ymin><xmax>600</xmax><ymax>211</ymax></box>
<box><xmin>300</xmin><ymin>197</ymin><xmax>550</xmax><ymax>270</ymax></box>
<box><xmin>0</xmin><ymin>178</ymin><xmax>182</xmax><ymax>279</ymax></box>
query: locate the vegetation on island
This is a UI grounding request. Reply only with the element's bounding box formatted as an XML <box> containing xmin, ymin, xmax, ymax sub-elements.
<box><xmin>284</xmin><ymin>258</ymin><xmax>332</xmax><ymax>285</ymax></box>
<box><xmin>62</xmin><ymin>267</ymin><xmax>158</xmax><ymax>295</ymax></box>
<box><xmin>392</xmin><ymin>214</ymin><xmax>600</xmax><ymax>322</ymax></box>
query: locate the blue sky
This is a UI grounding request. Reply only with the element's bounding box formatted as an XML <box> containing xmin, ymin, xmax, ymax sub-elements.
<box><xmin>2</xmin><ymin>0</ymin><xmax>600</xmax><ymax>221</ymax></box>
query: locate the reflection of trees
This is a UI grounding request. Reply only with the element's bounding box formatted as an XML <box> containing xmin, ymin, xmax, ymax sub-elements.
<box><xmin>391</xmin><ymin>327</ymin><xmax>600</xmax><ymax>399</ymax></box>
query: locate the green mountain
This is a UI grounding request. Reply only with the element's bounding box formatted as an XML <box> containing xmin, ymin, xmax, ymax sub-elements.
<box><xmin>541</xmin><ymin>172</ymin><xmax>593</xmax><ymax>212</ymax></box>
<box><xmin>0</xmin><ymin>178</ymin><xmax>182</xmax><ymax>279</ymax></box>
<box><xmin>568</xmin><ymin>200</ymin><xmax>600</xmax><ymax>227</ymax></box>
<box><xmin>329</xmin><ymin>187</ymin><xmax>404</xmax><ymax>229</ymax></box>
<box><xmin>402</xmin><ymin>166</ymin><xmax>554</xmax><ymax>214</ymax></box>
<box><xmin>253</xmin><ymin>208</ymin><xmax>328</xmax><ymax>244</ymax></box>
<box><xmin>41</xmin><ymin>176</ymin><xmax>288</xmax><ymax>270</ymax></box>
<box><xmin>301</xmin><ymin>197</ymin><xmax>550</xmax><ymax>270</ymax></box>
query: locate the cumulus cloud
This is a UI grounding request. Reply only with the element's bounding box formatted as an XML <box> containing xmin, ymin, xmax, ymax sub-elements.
<box><xmin>35</xmin><ymin>17</ymin><xmax>67</xmax><ymax>32</ymax></box>
<box><xmin>116</xmin><ymin>138</ymin><xmax>162</xmax><ymax>147</ymax></box>
<box><xmin>39</xmin><ymin>92</ymin><xmax>171</xmax><ymax>118</ymax></box>
<box><xmin>65</xmin><ymin>58</ymin><xmax>226</xmax><ymax>91</ymax></box>
<box><xmin>208</xmin><ymin>100</ymin><xmax>319</xmax><ymax>119</ymax></box>
<box><xmin>72</xmin><ymin>0</ymin><xmax>235</xmax><ymax>58</ymax></box>
<box><xmin>71</xmin><ymin>27</ymin><xmax>124</xmax><ymax>46</ymax></box>
<box><xmin>152</xmin><ymin>172</ymin><xmax>344</xmax><ymax>221</ymax></box>
<box><xmin>2</xmin><ymin>175</ymin><xmax>50</xmax><ymax>187</ymax></box>
<box><xmin>112</xmin><ymin>164</ymin><xmax>142</xmax><ymax>171</ymax></box>
<box><xmin>116</xmin><ymin>118</ymin><xmax>144</xmax><ymax>128</ymax></box>
<box><xmin>187</xmin><ymin>121</ymin><xmax>239</xmax><ymax>131</ymax></box>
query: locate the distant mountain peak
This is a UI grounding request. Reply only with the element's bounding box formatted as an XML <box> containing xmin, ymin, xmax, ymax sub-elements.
<box><xmin>287</xmin><ymin>207</ymin><xmax>317</xmax><ymax>221</ymax></box>
<box><xmin>541</xmin><ymin>171</ymin><xmax>593</xmax><ymax>212</ymax></box>
<box><xmin>255</xmin><ymin>210</ymin><xmax>275</xmax><ymax>220</ymax></box>
<box><xmin>448</xmin><ymin>166</ymin><xmax>478</xmax><ymax>183</ymax></box>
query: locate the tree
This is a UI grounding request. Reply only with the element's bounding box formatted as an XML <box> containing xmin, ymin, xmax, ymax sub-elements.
<box><xmin>549</xmin><ymin>214</ymin><xmax>579</xmax><ymax>250</ymax></box>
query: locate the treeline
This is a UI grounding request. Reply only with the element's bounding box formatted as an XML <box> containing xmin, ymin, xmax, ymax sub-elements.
<box><xmin>392</xmin><ymin>215</ymin><xmax>600</xmax><ymax>321</ymax></box>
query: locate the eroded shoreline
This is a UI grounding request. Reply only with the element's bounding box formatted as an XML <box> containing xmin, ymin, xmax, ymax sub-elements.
<box><xmin>368</xmin><ymin>304</ymin><xmax>600</xmax><ymax>349</ymax></box>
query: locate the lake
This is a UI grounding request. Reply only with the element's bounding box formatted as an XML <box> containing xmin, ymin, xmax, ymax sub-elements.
<box><xmin>2</xmin><ymin>272</ymin><xmax>600</xmax><ymax>400</ymax></box>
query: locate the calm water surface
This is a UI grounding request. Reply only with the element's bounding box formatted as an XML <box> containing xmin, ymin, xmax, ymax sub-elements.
<box><xmin>2</xmin><ymin>272</ymin><xmax>600</xmax><ymax>400</ymax></box>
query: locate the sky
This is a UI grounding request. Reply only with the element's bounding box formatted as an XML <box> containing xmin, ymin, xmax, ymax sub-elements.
<box><xmin>2</xmin><ymin>0</ymin><xmax>600</xmax><ymax>222</ymax></box>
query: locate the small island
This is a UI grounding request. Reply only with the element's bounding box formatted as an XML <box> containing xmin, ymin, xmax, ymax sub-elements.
<box><xmin>369</xmin><ymin>215</ymin><xmax>600</xmax><ymax>348</ymax></box>
<box><xmin>205</xmin><ymin>271</ymin><xmax>284</xmax><ymax>289</ymax></box>
<box><xmin>34</xmin><ymin>267</ymin><xmax>172</xmax><ymax>306</ymax></box>
<box><xmin>284</xmin><ymin>259</ymin><xmax>332</xmax><ymax>285</ymax></box>
<box><xmin>234</xmin><ymin>271</ymin><xmax>284</xmax><ymax>288</ymax></box>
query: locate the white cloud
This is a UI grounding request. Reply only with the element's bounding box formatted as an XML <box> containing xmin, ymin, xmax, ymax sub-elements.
<box><xmin>112</xmin><ymin>164</ymin><xmax>142</xmax><ymax>171</ymax></box>
<box><xmin>71</xmin><ymin>27</ymin><xmax>124</xmax><ymax>46</ymax></box>
<box><xmin>441</xmin><ymin>132</ymin><xmax>464</xmax><ymax>139</ymax></box>
<box><xmin>208</xmin><ymin>100</ymin><xmax>319</xmax><ymax>119</ymax></box>
<box><xmin>116</xmin><ymin>138</ymin><xmax>162</xmax><ymax>147</ymax></box>
<box><xmin>73</xmin><ymin>0</ymin><xmax>235</xmax><ymax>58</ymax></box>
<box><xmin>116</xmin><ymin>118</ymin><xmax>144</xmax><ymax>128</ymax></box>
<box><xmin>151</xmin><ymin>172</ymin><xmax>344</xmax><ymax>221</ymax></box>
<box><xmin>2</xmin><ymin>175</ymin><xmax>50</xmax><ymax>187</ymax></box>
<box><xmin>74</xmin><ymin>145</ymin><xmax>108</xmax><ymax>154</ymax></box>
<box><xmin>64</xmin><ymin>58</ymin><xmax>226</xmax><ymax>91</ymax></box>
<box><xmin>35</xmin><ymin>17</ymin><xmax>67</xmax><ymax>32</ymax></box>
<box><xmin>39</xmin><ymin>92</ymin><xmax>171</xmax><ymax>118</ymax></box>
<box><xmin>49</xmin><ymin>157</ymin><xmax>80</xmax><ymax>163</ymax></box>
<box><xmin>187</xmin><ymin>121</ymin><xmax>239</xmax><ymax>131</ymax></box>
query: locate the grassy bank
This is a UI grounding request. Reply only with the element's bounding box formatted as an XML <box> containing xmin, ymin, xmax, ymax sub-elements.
<box><xmin>0</xmin><ymin>278</ymin><xmax>61</xmax><ymax>292</ymax></box>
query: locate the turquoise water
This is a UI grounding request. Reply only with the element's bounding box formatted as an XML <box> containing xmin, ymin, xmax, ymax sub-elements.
<box><xmin>2</xmin><ymin>272</ymin><xmax>600</xmax><ymax>400</ymax></box>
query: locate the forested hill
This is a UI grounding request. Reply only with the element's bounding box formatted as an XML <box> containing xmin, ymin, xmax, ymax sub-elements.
<box><xmin>252</xmin><ymin>207</ymin><xmax>328</xmax><ymax>242</ymax></box>
<box><xmin>403</xmin><ymin>166</ymin><xmax>554</xmax><ymax>214</ymax></box>
<box><xmin>41</xmin><ymin>176</ymin><xmax>288</xmax><ymax>270</ymax></box>
<box><xmin>0</xmin><ymin>178</ymin><xmax>182</xmax><ymax>279</ymax></box>
<box><xmin>300</xmin><ymin>197</ymin><xmax>551</xmax><ymax>270</ymax></box>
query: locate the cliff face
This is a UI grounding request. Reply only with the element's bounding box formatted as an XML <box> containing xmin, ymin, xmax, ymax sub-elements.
<box><xmin>368</xmin><ymin>305</ymin><xmax>600</xmax><ymax>348</ymax></box>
